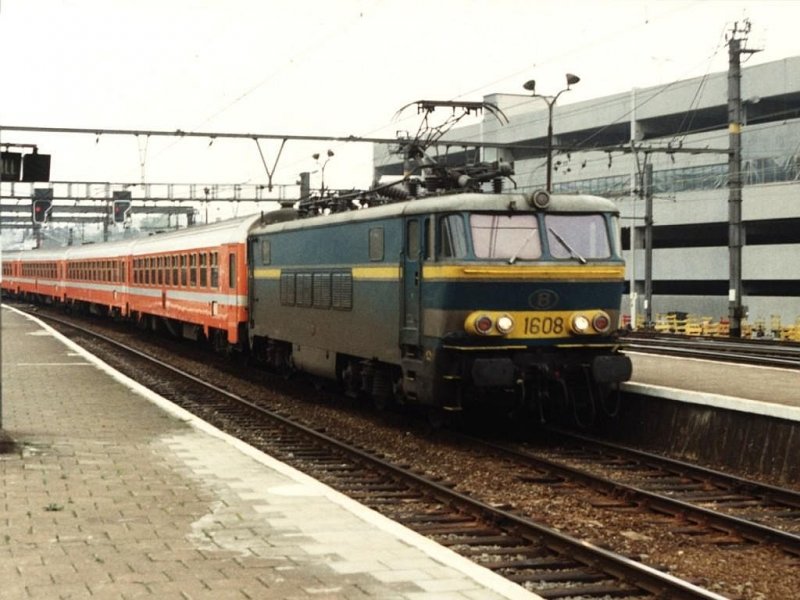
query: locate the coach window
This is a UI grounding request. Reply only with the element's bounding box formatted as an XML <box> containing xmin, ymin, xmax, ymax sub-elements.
<box><xmin>190</xmin><ymin>253</ymin><xmax>197</xmax><ymax>287</ymax></box>
<box><xmin>369</xmin><ymin>227</ymin><xmax>384</xmax><ymax>261</ymax></box>
<box><xmin>210</xmin><ymin>252</ymin><xmax>219</xmax><ymax>288</ymax></box>
<box><xmin>150</xmin><ymin>258</ymin><xmax>157</xmax><ymax>285</ymax></box>
<box><xmin>157</xmin><ymin>257</ymin><xmax>163</xmax><ymax>285</ymax></box>
<box><xmin>180</xmin><ymin>255</ymin><xmax>187</xmax><ymax>286</ymax></box>
<box><xmin>200</xmin><ymin>253</ymin><xmax>208</xmax><ymax>287</ymax></box>
<box><xmin>228</xmin><ymin>253</ymin><xmax>236</xmax><ymax>289</ymax></box>
<box><xmin>171</xmin><ymin>256</ymin><xmax>178</xmax><ymax>286</ymax></box>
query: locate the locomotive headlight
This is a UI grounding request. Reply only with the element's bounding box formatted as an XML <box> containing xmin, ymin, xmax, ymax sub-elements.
<box><xmin>475</xmin><ymin>315</ymin><xmax>494</xmax><ymax>335</ymax></box>
<box><xmin>592</xmin><ymin>312</ymin><xmax>611</xmax><ymax>333</ymax></box>
<box><xmin>496</xmin><ymin>314</ymin><xmax>514</xmax><ymax>335</ymax></box>
<box><xmin>571</xmin><ymin>314</ymin><xmax>591</xmax><ymax>334</ymax></box>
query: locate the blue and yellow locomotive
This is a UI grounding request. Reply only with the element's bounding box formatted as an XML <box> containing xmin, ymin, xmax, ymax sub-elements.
<box><xmin>247</xmin><ymin>188</ymin><xmax>631</xmax><ymax>418</ymax></box>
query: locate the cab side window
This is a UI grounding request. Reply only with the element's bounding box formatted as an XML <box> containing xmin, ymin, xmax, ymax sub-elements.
<box><xmin>439</xmin><ymin>215</ymin><xmax>468</xmax><ymax>258</ymax></box>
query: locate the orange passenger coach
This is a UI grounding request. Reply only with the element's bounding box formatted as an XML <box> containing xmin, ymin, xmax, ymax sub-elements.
<box><xmin>1</xmin><ymin>214</ymin><xmax>260</xmax><ymax>349</ymax></box>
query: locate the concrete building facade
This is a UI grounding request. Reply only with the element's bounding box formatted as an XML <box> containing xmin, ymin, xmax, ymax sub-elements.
<box><xmin>374</xmin><ymin>56</ymin><xmax>800</xmax><ymax>326</ymax></box>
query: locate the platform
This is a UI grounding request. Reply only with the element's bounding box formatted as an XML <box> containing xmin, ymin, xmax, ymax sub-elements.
<box><xmin>0</xmin><ymin>305</ymin><xmax>539</xmax><ymax>600</ymax></box>
<box><xmin>624</xmin><ymin>351</ymin><xmax>800</xmax><ymax>421</ymax></box>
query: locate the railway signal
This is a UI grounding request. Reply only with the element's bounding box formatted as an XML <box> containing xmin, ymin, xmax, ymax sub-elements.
<box><xmin>113</xmin><ymin>199</ymin><xmax>132</xmax><ymax>223</ymax></box>
<box><xmin>112</xmin><ymin>191</ymin><xmax>132</xmax><ymax>223</ymax></box>
<box><xmin>31</xmin><ymin>189</ymin><xmax>53</xmax><ymax>224</ymax></box>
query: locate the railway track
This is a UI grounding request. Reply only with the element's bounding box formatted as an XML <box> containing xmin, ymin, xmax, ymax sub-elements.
<box><xmin>36</xmin><ymin>310</ymin><xmax>727</xmax><ymax>600</ymax></box>
<box><xmin>460</xmin><ymin>429</ymin><xmax>800</xmax><ymax>557</ymax></box>
<box><xmin>621</xmin><ymin>332</ymin><xmax>800</xmax><ymax>369</ymax></box>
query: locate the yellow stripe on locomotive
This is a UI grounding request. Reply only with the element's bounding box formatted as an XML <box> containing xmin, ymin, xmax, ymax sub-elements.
<box><xmin>464</xmin><ymin>310</ymin><xmax>614</xmax><ymax>339</ymax></box>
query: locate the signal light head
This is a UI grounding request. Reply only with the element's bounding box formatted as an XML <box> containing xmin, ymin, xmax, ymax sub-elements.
<box><xmin>495</xmin><ymin>314</ymin><xmax>514</xmax><ymax>334</ymax></box>
<box><xmin>592</xmin><ymin>312</ymin><xmax>611</xmax><ymax>333</ymax></box>
<box><xmin>475</xmin><ymin>315</ymin><xmax>494</xmax><ymax>335</ymax></box>
<box><xmin>571</xmin><ymin>314</ymin><xmax>591</xmax><ymax>334</ymax></box>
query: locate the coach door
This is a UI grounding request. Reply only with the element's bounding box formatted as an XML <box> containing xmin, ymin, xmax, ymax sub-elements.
<box><xmin>401</xmin><ymin>218</ymin><xmax>421</xmax><ymax>345</ymax></box>
<box><xmin>225</xmin><ymin>245</ymin><xmax>240</xmax><ymax>315</ymax></box>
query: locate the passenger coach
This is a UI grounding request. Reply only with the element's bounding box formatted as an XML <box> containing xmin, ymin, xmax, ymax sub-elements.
<box><xmin>1</xmin><ymin>214</ymin><xmax>260</xmax><ymax>349</ymax></box>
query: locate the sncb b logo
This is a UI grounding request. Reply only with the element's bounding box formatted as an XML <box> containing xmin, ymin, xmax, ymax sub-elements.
<box><xmin>528</xmin><ymin>289</ymin><xmax>559</xmax><ymax>309</ymax></box>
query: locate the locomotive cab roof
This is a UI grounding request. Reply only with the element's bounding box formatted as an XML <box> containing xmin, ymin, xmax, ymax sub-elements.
<box><xmin>250</xmin><ymin>192</ymin><xmax>619</xmax><ymax>237</ymax></box>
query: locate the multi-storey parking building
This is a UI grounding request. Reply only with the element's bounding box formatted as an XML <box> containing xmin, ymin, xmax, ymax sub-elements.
<box><xmin>374</xmin><ymin>56</ymin><xmax>800</xmax><ymax>327</ymax></box>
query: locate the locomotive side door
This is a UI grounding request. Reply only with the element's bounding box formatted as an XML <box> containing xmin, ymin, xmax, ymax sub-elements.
<box><xmin>401</xmin><ymin>218</ymin><xmax>421</xmax><ymax>346</ymax></box>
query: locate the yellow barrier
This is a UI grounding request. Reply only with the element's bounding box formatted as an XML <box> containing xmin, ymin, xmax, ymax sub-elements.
<box><xmin>625</xmin><ymin>313</ymin><xmax>799</xmax><ymax>341</ymax></box>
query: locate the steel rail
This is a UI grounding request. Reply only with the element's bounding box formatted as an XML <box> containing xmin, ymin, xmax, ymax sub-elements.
<box><xmin>466</xmin><ymin>432</ymin><xmax>800</xmax><ymax>557</ymax></box>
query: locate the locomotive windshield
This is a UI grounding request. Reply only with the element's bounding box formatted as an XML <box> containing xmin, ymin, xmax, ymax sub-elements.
<box><xmin>465</xmin><ymin>213</ymin><xmax>611</xmax><ymax>262</ymax></box>
<box><xmin>470</xmin><ymin>214</ymin><xmax>541</xmax><ymax>260</ymax></box>
<box><xmin>544</xmin><ymin>214</ymin><xmax>611</xmax><ymax>260</ymax></box>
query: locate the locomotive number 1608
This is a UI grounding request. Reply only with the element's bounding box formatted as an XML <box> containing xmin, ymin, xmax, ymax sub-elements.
<box><xmin>522</xmin><ymin>315</ymin><xmax>566</xmax><ymax>337</ymax></box>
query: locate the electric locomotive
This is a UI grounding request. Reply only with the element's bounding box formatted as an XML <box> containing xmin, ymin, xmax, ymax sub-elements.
<box><xmin>247</xmin><ymin>187</ymin><xmax>631</xmax><ymax>418</ymax></box>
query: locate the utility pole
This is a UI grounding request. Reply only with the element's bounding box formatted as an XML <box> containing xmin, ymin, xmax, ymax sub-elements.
<box><xmin>727</xmin><ymin>20</ymin><xmax>759</xmax><ymax>337</ymax></box>
<box><xmin>643</xmin><ymin>161</ymin><xmax>654</xmax><ymax>327</ymax></box>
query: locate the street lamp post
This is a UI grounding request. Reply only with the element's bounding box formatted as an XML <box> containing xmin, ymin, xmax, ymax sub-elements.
<box><xmin>523</xmin><ymin>73</ymin><xmax>580</xmax><ymax>192</ymax></box>
<box><xmin>312</xmin><ymin>149</ymin><xmax>335</xmax><ymax>196</ymax></box>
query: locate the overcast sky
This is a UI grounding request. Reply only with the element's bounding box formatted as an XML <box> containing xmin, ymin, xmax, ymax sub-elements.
<box><xmin>1</xmin><ymin>0</ymin><xmax>798</xmax><ymax>191</ymax></box>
